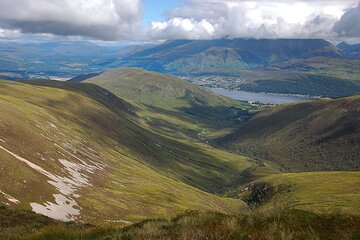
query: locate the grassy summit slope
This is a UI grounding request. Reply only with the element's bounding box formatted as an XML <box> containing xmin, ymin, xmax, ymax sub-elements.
<box><xmin>85</xmin><ymin>67</ymin><xmax>256</xmax><ymax>139</ymax></box>
<box><xmin>85</xmin><ymin>67</ymin><xmax>244</xmax><ymax>112</ymax></box>
<box><xmin>0</xmin><ymin>79</ymin><xmax>251</xmax><ymax>224</ymax></box>
<box><xmin>219</xmin><ymin>96</ymin><xmax>360</xmax><ymax>171</ymax></box>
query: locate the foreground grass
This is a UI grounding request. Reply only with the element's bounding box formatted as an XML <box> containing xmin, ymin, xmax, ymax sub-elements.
<box><xmin>2</xmin><ymin>206</ymin><xmax>360</xmax><ymax>240</ymax></box>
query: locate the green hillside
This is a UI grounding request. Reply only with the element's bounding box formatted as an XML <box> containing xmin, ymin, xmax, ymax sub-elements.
<box><xmin>85</xmin><ymin>67</ymin><xmax>244</xmax><ymax>112</ymax></box>
<box><xmin>242</xmin><ymin>172</ymin><xmax>360</xmax><ymax>215</ymax></box>
<box><xmin>0</xmin><ymin>79</ymin><xmax>254</xmax><ymax>224</ymax></box>
<box><xmin>219</xmin><ymin>96</ymin><xmax>360</xmax><ymax>171</ymax></box>
<box><xmin>84</xmin><ymin>68</ymin><xmax>256</xmax><ymax>139</ymax></box>
<box><xmin>1</xmin><ymin>69</ymin><xmax>360</xmax><ymax>240</ymax></box>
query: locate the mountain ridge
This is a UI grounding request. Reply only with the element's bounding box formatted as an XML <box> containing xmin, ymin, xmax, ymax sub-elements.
<box><xmin>218</xmin><ymin>96</ymin><xmax>360</xmax><ymax>171</ymax></box>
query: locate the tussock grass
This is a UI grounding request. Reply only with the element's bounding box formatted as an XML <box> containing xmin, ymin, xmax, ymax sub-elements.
<box><xmin>4</xmin><ymin>208</ymin><xmax>359</xmax><ymax>240</ymax></box>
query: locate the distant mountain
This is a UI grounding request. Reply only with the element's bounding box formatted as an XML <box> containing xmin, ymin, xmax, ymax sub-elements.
<box><xmin>218</xmin><ymin>96</ymin><xmax>360</xmax><ymax>172</ymax></box>
<box><xmin>233</xmin><ymin>57</ymin><xmax>360</xmax><ymax>98</ymax></box>
<box><xmin>337</xmin><ymin>42</ymin><xmax>360</xmax><ymax>59</ymax></box>
<box><xmin>0</xmin><ymin>41</ymin><xmax>152</xmax><ymax>79</ymax></box>
<box><xmin>120</xmin><ymin>38</ymin><xmax>343</xmax><ymax>75</ymax></box>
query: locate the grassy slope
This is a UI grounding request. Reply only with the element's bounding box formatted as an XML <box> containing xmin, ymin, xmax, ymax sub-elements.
<box><xmin>247</xmin><ymin>172</ymin><xmax>360</xmax><ymax>215</ymax></box>
<box><xmin>82</xmin><ymin>67</ymin><xmax>360</xmax><ymax>219</ymax></box>
<box><xmin>27</xmin><ymin>80</ymin><xmax>261</xmax><ymax>194</ymax></box>
<box><xmin>1</xmin><ymin>79</ymin><xmax>360</xmax><ymax>239</ymax></box>
<box><xmin>219</xmin><ymin>96</ymin><xmax>360</xmax><ymax>172</ymax></box>
<box><xmin>85</xmin><ymin>68</ymin><xmax>241</xmax><ymax>111</ymax></box>
<box><xmin>0</xmin><ymin>80</ymin><xmax>251</xmax><ymax>224</ymax></box>
<box><xmin>84</xmin><ymin>68</ymin><xmax>256</xmax><ymax>138</ymax></box>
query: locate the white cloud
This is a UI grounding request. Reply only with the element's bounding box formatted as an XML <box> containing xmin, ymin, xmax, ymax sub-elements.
<box><xmin>334</xmin><ymin>3</ymin><xmax>360</xmax><ymax>37</ymax></box>
<box><xmin>0</xmin><ymin>28</ymin><xmax>21</xmax><ymax>39</ymax></box>
<box><xmin>0</xmin><ymin>0</ymin><xmax>359</xmax><ymax>41</ymax></box>
<box><xmin>148</xmin><ymin>0</ymin><xmax>359</xmax><ymax>40</ymax></box>
<box><xmin>0</xmin><ymin>0</ymin><xmax>142</xmax><ymax>40</ymax></box>
<box><xmin>148</xmin><ymin>18</ymin><xmax>215</xmax><ymax>40</ymax></box>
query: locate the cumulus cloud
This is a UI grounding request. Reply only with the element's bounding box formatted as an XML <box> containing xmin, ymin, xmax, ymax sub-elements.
<box><xmin>0</xmin><ymin>0</ymin><xmax>359</xmax><ymax>41</ymax></box>
<box><xmin>333</xmin><ymin>3</ymin><xmax>360</xmax><ymax>37</ymax></box>
<box><xmin>148</xmin><ymin>0</ymin><xmax>359</xmax><ymax>40</ymax></box>
<box><xmin>147</xmin><ymin>18</ymin><xmax>215</xmax><ymax>40</ymax></box>
<box><xmin>0</xmin><ymin>0</ymin><xmax>141</xmax><ymax>41</ymax></box>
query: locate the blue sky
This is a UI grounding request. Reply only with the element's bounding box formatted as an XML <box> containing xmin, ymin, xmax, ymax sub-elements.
<box><xmin>143</xmin><ymin>0</ymin><xmax>181</xmax><ymax>24</ymax></box>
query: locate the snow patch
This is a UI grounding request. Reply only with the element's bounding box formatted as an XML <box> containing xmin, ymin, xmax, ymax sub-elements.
<box><xmin>0</xmin><ymin>190</ymin><xmax>20</xmax><ymax>204</ymax></box>
<box><xmin>58</xmin><ymin>159</ymin><xmax>92</xmax><ymax>186</ymax></box>
<box><xmin>0</xmin><ymin>140</ymin><xmax>105</xmax><ymax>222</ymax></box>
<box><xmin>55</xmin><ymin>143</ymin><xmax>105</xmax><ymax>171</ymax></box>
<box><xmin>31</xmin><ymin>194</ymin><xmax>79</xmax><ymax>221</ymax></box>
<box><xmin>0</xmin><ymin>145</ymin><xmax>81</xmax><ymax>220</ymax></box>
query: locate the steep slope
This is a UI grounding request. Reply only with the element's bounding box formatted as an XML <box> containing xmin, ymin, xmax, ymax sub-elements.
<box><xmin>218</xmin><ymin>96</ymin><xmax>360</xmax><ymax>171</ymax></box>
<box><xmin>0</xmin><ymin>80</ymin><xmax>252</xmax><ymax>224</ymax></box>
<box><xmin>120</xmin><ymin>38</ymin><xmax>342</xmax><ymax>74</ymax></box>
<box><xmin>84</xmin><ymin>68</ymin><xmax>255</xmax><ymax>138</ymax></box>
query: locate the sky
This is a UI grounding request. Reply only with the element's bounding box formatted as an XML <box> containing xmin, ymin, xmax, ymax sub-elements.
<box><xmin>0</xmin><ymin>0</ymin><xmax>359</xmax><ymax>42</ymax></box>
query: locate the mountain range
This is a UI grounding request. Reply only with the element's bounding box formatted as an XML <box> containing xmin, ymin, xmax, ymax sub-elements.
<box><xmin>337</xmin><ymin>42</ymin><xmax>360</xmax><ymax>59</ymax></box>
<box><xmin>3</xmin><ymin>38</ymin><xmax>360</xmax><ymax>98</ymax></box>
<box><xmin>120</xmin><ymin>39</ymin><xmax>342</xmax><ymax>74</ymax></box>
<box><xmin>117</xmin><ymin>39</ymin><xmax>360</xmax><ymax>98</ymax></box>
<box><xmin>1</xmin><ymin>39</ymin><xmax>360</xmax><ymax>239</ymax></box>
